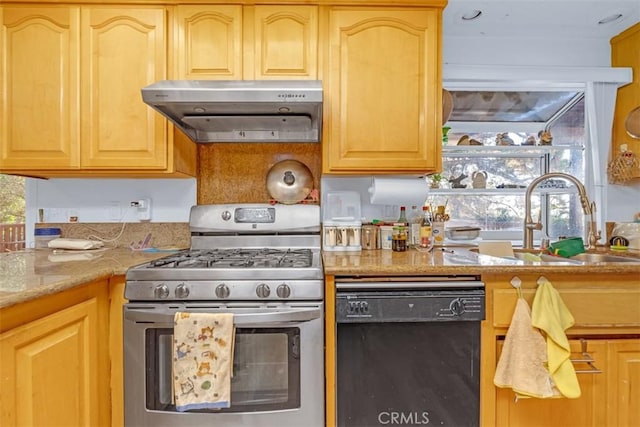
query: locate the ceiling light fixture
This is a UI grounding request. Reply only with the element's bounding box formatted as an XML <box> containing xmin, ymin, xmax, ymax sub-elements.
<box><xmin>598</xmin><ymin>13</ymin><xmax>623</xmax><ymax>24</ymax></box>
<box><xmin>461</xmin><ymin>10</ymin><xmax>483</xmax><ymax>21</ymax></box>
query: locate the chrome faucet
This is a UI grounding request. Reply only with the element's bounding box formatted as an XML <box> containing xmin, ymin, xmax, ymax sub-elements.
<box><xmin>523</xmin><ymin>172</ymin><xmax>600</xmax><ymax>249</ymax></box>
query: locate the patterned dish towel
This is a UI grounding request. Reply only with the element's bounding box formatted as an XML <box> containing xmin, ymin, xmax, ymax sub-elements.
<box><xmin>173</xmin><ymin>312</ymin><xmax>235</xmax><ymax>411</ymax></box>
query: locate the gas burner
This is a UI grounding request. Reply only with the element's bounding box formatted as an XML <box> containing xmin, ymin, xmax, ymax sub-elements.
<box><xmin>149</xmin><ymin>248</ymin><xmax>314</xmax><ymax>269</ymax></box>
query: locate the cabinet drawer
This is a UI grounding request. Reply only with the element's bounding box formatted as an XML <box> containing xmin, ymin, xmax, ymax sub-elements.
<box><xmin>493</xmin><ymin>288</ymin><xmax>640</xmax><ymax>328</ymax></box>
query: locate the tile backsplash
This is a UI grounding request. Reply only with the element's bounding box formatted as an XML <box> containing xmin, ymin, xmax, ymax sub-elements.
<box><xmin>39</xmin><ymin>223</ymin><xmax>190</xmax><ymax>249</ymax></box>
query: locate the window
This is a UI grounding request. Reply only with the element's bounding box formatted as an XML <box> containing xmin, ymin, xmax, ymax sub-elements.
<box><xmin>430</xmin><ymin>97</ymin><xmax>587</xmax><ymax>243</ymax></box>
<box><xmin>0</xmin><ymin>174</ymin><xmax>26</xmax><ymax>251</ymax></box>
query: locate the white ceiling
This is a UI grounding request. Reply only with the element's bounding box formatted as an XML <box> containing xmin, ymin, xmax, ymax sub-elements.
<box><xmin>443</xmin><ymin>0</ymin><xmax>640</xmax><ymax>40</ymax></box>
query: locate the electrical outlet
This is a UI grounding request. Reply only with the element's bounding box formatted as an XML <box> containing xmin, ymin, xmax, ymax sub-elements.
<box><xmin>132</xmin><ymin>198</ymin><xmax>152</xmax><ymax>221</ymax></box>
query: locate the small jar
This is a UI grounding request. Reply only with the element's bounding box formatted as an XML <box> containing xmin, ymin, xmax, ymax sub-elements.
<box><xmin>392</xmin><ymin>226</ymin><xmax>407</xmax><ymax>252</ymax></box>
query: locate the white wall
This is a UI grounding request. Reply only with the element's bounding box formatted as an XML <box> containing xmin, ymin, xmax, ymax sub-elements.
<box><xmin>443</xmin><ymin>36</ymin><xmax>612</xmax><ymax>68</ymax></box>
<box><xmin>25</xmin><ymin>178</ymin><xmax>196</xmax><ymax>247</ymax></box>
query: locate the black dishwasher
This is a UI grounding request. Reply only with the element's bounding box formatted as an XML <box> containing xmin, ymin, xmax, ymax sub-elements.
<box><xmin>335</xmin><ymin>276</ymin><xmax>485</xmax><ymax>427</ymax></box>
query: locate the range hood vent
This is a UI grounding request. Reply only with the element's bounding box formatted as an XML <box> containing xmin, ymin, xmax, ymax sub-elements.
<box><xmin>141</xmin><ymin>80</ymin><xmax>323</xmax><ymax>143</ymax></box>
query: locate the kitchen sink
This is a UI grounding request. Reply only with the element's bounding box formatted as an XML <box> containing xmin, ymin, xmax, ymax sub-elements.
<box><xmin>569</xmin><ymin>253</ymin><xmax>640</xmax><ymax>263</ymax></box>
<box><xmin>466</xmin><ymin>247</ymin><xmax>640</xmax><ymax>264</ymax></box>
<box><xmin>512</xmin><ymin>252</ymin><xmax>582</xmax><ymax>263</ymax></box>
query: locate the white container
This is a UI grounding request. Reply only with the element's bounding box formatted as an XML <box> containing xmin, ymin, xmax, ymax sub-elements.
<box><xmin>323</xmin><ymin>220</ymin><xmax>361</xmax><ymax>251</ymax></box>
<box><xmin>322</xmin><ymin>191</ymin><xmax>361</xmax><ymax>222</ymax></box>
<box><xmin>34</xmin><ymin>227</ymin><xmax>61</xmax><ymax>249</ymax></box>
<box><xmin>612</xmin><ymin>222</ymin><xmax>640</xmax><ymax>250</ymax></box>
<box><xmin>433</xmin><ymin>222</ymin><xmax>445</xmax><ymax>246</ymax></box>
<box><xmin>379</xmin><ymin>225</ymin><xmax>394</xmax><ymax>250</ymax></box>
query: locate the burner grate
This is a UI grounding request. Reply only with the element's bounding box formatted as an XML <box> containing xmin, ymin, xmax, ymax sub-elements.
<box><xmin>148</xmin><ymin>248</ymin><xmax>314</xmax><ymax>269</ymax></box>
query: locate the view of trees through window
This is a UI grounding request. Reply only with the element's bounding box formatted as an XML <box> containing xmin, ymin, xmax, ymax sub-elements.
<box><xmin>430</xmin><ymin>97</ymin><xmax>586</xmax><ymax>240</ymax></box>
<box><xmin>0</xmin><ymin>175</ymin><xmax>25</xmax><ymax>223</ymax></box>
<box><xmin>0</xmin><ymin>174</ymin><xmax>26</xmax><ymax>252</ymax></box>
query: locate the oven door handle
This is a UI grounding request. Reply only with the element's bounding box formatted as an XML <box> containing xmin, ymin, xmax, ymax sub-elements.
<box><xmin>124</xmin><ymin>307</ymin><xmax>322</xmax><ymax>325</ymax></box>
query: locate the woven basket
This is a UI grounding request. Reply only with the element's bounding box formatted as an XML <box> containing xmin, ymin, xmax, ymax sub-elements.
<box><xmin>607</xmin><ymin>150</ymin><xmax>639</xmax><ymax>184</ymax></box>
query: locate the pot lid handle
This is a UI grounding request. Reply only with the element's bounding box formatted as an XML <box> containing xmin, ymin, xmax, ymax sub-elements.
<box><xmin>283</xmin><ymin>171</ymin><xmax>295</xmax><ymax>186</ymax></box>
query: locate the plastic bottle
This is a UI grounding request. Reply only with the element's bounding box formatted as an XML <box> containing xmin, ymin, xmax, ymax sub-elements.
<box><xmin>409</xmin><ymin>205</ymin><xmax>422</xmax><ymax>247</ymax></box>
<box><xmin>418</xmin><ymin>206</ymin><xmax>434</xmax><ymax>252</ymax></box>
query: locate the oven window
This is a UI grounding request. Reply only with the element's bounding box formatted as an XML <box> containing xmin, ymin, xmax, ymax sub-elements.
<box><xmin>145</xmin><ymin>327</ymin><xmax>301</xmax><ymax>413</ymax></box>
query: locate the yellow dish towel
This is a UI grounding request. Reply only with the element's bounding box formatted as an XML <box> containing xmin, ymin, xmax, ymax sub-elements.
<box><xmin>494</xmin><ymin>298</ymin><xmax>561</xmax><ymax>398</ymax></box>
<box><xmin>173</xmin><ymin>312</ymin><xmax>235</xmax><ymax>411</ymax></box>
<box><xmin>531</xmin><ymin>277</ymin><xmax>581</xmax><ymax>398</ymax></box>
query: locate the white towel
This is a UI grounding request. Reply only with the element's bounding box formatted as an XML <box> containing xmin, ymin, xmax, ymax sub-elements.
<box><xmin>48</xmin><ymin>238</ymin><xmax>104</xmax><ymax>250</ymax></box>
<box><xmin>494</xmin><ymin>298</ymin><xmax>561</xmax><ymax>399</ymax></box>
<box><xmin>173</xmin><ymin>312</ymin><xmax>235</xmax><ymax>411</ymax></box>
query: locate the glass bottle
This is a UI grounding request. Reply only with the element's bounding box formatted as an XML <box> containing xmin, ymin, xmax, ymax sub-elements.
<box><xmin>418</xmin><ymin>206</ymin><xmax>434</xmax><ymax>252</ymax></box>
<box><xmin>397</xmin><ymin>206</ymin><xmax>408</xmax><ymax>225</ymax></box>
<box><xmin>409</xmin><ymin>205</ymin><xmax>422</xmax><ymax>248</ymax></box>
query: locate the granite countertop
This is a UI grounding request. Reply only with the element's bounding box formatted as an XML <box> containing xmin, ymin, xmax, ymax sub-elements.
<box><xmin>323</xmin><ymin>246</ymin><xmax>640</xmax><ymax>276</ymax></box>
<box><xmin>2</xmin><ymin>245</ymin><xmax>639</xmax><ymax>310</ymax></box>
<box><xmin>0</xmin><ymin>248</ymin><xmax>178</xmax><ymax>309</ymax></box>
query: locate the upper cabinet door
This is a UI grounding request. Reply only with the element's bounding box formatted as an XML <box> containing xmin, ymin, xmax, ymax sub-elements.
<box><xmin>611</xmin><ymin>23</ymin><xmax>640</xmax><ymax>179</ymax></box>
<box><xmin>323</xmin><ymin>8</ymin><xmax>442</xmax><ymax>174</ymax></box>
<box><xmin>246</xmin><ymin>6</ymin><xmax>318</xmax><ymax>79</ymax></box>
<box><xmin>174</xmin><ymin>5</ymin><xmax>317</xmax><ymax>80</ymax></box>
<box><xmin>0</xmin><ymin>6</ymin><xmax>80</xmax><ymax>169</ymax></box>
<box><xmin>80</xmin><ymin>7</ymin><xmax>167</xmax><ymax>169</ymax></box>
<box><xmin>175</xmin><ymin>5</ymin><xmax>243</xmax><ymax>79</ymax></box>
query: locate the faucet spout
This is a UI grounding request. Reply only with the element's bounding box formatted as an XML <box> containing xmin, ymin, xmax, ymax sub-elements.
<box><xmin>523</xmin><ymin>172</ymin><xmax>594</xmax><ymax>249</ymax></box>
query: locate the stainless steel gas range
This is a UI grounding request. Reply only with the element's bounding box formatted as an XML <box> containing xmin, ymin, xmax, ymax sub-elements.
<box><xmin>123</xmin><ymin>203</ymin><xmax>324</xmax><ymax>427</ymax></box>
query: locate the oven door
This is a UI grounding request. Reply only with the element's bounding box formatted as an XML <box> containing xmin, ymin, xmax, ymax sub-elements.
<box><xmin>123</xmin><ymin>302</ymin><xmax>324</xmax><ymax>427</ymax></box>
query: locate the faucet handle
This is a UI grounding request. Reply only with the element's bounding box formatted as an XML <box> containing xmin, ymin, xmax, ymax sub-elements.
<box><xmin>587</xmin><ymin>225</ymin><xmax>601</xmax><ymax>249</ymax></box>
<box><xmin>526</xmin><ymin>221</ymin><xmax>543</xmax><ymax>231</ymax></box>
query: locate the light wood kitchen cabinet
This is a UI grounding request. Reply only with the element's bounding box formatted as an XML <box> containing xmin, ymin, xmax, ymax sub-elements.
<box><xmin>0</xmin><ymin>6</ymin><xmax>80</xmax><ymax>170</ymax></box>
<box><xmin>322</xmin><ymin>7</ymin><xmax>443</xmax><ymax>174</ymax></box>
<box><xmin>606</xmin><ymin>339</ymin><xmax>640</xmax><ymax>426</ymax></box>
<box><xmin>0</xmin><ymin>5</ymin><xmax>196</xmax><ymax>178</ymax></box>
<box><xmin>482</xmin><ymin>272</ymin><xmax>640</xmax><ymax>427</ymax></box>
<box><xmin>108</xmin><ymin>276</ymin><xmax>127</xmax><ymax>427</ymax></box>
<box><xmin>611</xmin><ymin>22</ymin><xmax>640</xmax><ymax>179</ymax></box>
<box><xmin>495</xmin><ymin>339</ymin><xmax>608</xmax><ymax>426</ymax></box>
<box><xmin>0</xmin><ymin>279</ymin><xmax>110</xmax><ymax>427</ymax></box>
<box><xmin>174</xmin><ymin>5</ymin><xmax>318</xmax><ymax>80</ymax></box>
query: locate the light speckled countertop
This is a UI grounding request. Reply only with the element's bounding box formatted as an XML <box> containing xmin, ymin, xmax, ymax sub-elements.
<box><xmin>2</xmin><ymin>246</ymin><xmax>639</xmax><ymax>310</ymax></box>
<box><xmin>323</xmin><ymin>247</ymin><xmax>640</xmax><ymax>276</ymax></box>
<box><xmin>0</xmin><ymin>248</ymin><xmax>179</xmax><ymax>309</ymax></box>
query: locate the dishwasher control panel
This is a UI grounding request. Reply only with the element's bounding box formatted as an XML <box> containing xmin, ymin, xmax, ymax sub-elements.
<box><xmin>335</xmin><ymin>282</ymin><xmax>485</xmax><ymax>323</ymax></box>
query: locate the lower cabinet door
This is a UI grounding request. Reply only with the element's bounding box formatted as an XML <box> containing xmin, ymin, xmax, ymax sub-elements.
<box><xmin>606</xmin><ymin>339</ymin><xmax>640</xmax><ymax>427</ymax></box>
<box><xmin>0</xmin><ymin>295</ymin><xmax>109</xmax><ymax>426</ymax></box>
<box><xmin>495</xmin><ymin>339</ymin><xmax>607</xmax><ymax>427</ymax></box>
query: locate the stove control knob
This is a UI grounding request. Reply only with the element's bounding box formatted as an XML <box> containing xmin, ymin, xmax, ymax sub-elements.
<box><xmin>175</xmin><ymin>283</ymin><xmax>190</xmax><ymax>299</ymax></box>
<box><xmin>256</xmin><ymin>283</ymin><xmax>271</xmax><ymax>298</ymax></box>
<box><xmin>154</xmin><ymin>284</ymin><xmax>170</xmax><ymax>299</ymax></box>
<box><xmin>277</xmin><ymin>284</ymin><xmax>291</xmax><ymax>299</ymax></box>
<box><xmin>216</xmin><ymin>284</ymin><xmax>230</xmax><ymax>299</ymax></box>
<box><xmin>221</xmin><ymin>210</ymin><xmax>232</xmax><ymax>221</ymax></box>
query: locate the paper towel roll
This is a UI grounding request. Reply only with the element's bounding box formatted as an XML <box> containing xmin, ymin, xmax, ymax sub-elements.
<box><xmin>368</xmin><ymin>177</ymin><xmax>429</xmax><ymax>206</ymax></box>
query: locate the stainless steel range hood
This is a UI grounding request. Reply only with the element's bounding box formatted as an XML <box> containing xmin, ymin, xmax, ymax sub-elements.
<box><xmin>141</xmin><ymin>80</ymin><xmax>323</xmax><ymax>143</ymax></box>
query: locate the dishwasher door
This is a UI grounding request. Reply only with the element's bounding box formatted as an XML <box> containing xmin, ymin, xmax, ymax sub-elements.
<box><xmin>335</xmin><ymin>279</ymin><xmax>484</xmax><ymax>427</ymax></box>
